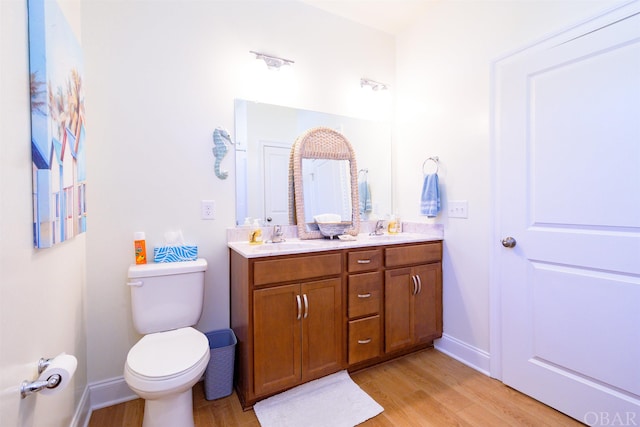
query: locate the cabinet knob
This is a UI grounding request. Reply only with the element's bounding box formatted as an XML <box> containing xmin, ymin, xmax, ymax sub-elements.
<box><xmin>358</xmin><ymin>338</ymin><xmax>372</xmax><ymax>345</ymax></box>
<box><xmin>296</xmin><ymin>295</ymin><xmax>302</xmax><ymax>320</ymax></box>
<box><xmin>357</xmin><ymin>293</ymin><xmax>372</xmax><ymax>299</ymax></box>
<box><xmin>357</xmin><ymin>259</ymin><xmax>371</xmax><ymax>264</ymax></box>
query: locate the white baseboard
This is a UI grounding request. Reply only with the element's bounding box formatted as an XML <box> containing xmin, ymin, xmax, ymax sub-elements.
<box><xmin>77</xmin><ymin>377</ymin><xmax>137</xmax><ymax>427</ymax></box>
<box><xmin>70</xmin><ymin>377</ymin><xmax>136</xmax><ymax>427</ymax></box>
<box><xmin>70</xmin><ymin>386</ymin><xmax>91</xmax><ymax>427</ymax></box>
<box><xmin>89</xmin><ymin>376</ymin><xmax>138</xmax><ymax>411</ymax></box>
<box><xmin>435</xmin><ymin>333</ymin><xmax>491</xmax><ymax>376</ymax></box>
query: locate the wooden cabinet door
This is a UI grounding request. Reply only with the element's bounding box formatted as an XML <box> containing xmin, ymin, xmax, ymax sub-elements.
<box><xmin>384</xmin><ymin>267</ymin><xmax>414</xmax><ymax>353</ymax></box>
<box><xmin>253</xmin><ymin>278</ymin><xmax>343</xmax><ymax>396</ymax></box>
<box><xmin>302</xmin><ymin>277</ymin><xmax>343</xmax><ymax>381</ymax></box>
<box><xmin>253</xmin><ymin>284</ymin><xmax>301</xmax><ymax>396</ymax></box>
<box><xmin>385</xmin><ymin>263</ymin><xmax>442</xmax><ymax>353</ymax></box>
<box><xmin>413</xmin><ymin>263</ymin><xmax>442</xmax><ymax>344</ymax></box>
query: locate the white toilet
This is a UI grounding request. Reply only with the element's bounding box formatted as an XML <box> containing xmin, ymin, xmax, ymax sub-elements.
<box><xmin>124</xmin><ymin>259</ymin><xmax>210</xmax><ymax>427</ymax></box>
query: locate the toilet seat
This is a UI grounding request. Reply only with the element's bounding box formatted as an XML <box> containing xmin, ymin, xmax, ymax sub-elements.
<box><xmin>126</xmin><ymin>327</ymin><xmax>209</xmax><ymax>381</ymax></box>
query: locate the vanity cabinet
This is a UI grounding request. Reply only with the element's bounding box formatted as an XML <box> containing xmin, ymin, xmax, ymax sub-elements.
<box><xmin>230</xmin><ymin>239</ymin><xmax>442</xmax><ymax>409</ymax></box>
<box><xmin>231</xmin><ymin>251</ymin><xmax>343</xmax><ymax>408</ymax></box>
<box><xmin>384</xmin><ymin>244</ymin><xmax>443</xmax><ymax>354</ymax></box>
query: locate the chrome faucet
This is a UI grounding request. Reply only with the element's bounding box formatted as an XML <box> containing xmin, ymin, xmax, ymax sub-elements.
<box><xmin>272</xmin><ymin>225</ymin><xmax>285</xmax><ymax>243</ymax></box>
<box><xmin>370</xmin><ymin>220</ymin><xmax>385</xmax><ymax>236</ymax></box>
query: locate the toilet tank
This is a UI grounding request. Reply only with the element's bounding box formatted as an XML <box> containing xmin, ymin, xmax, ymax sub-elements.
<box><xmin>127</xmin><ymin>259</ymin><xmax>207</xmax><ymax>334</ymax></box>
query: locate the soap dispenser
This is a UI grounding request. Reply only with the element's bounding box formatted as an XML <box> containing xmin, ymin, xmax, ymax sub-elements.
<box><xmin>387</xmin><ymin>214</ymin><xmax>401</xmax><ymax>234</ymax></box>
<box><xmin>249</xmin><ymin>220</ymin><xmax>263</xmax><ymax>245</ymax></box>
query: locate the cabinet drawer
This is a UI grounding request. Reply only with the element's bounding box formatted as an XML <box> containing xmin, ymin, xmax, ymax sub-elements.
<box><xmin>348</xmin><ymin>316</ymin><xmax>381</xmax><ymax>365</ymax></box>
<box><xmin>253</xmin><ymin>253</ymin><xmax>342</xmax><ymax>286</ymax></box>
<box><xmin>348</xmin><ymin>249</ymin><xmax>382</xmax><ymax>273</ymax></box>
<box><xmin>385</xmin><ymin>242</ymin><xmax>442</xmax><ymax>267</ymax></box>
<box><xmin>348</xmin><ymin>272</ymin><xmax>382</xmax><ymax>319</ymax></box>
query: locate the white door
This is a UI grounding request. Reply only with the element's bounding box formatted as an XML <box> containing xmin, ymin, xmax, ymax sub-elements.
<box><xmin>262</xmin><ymin>143</ymin><xmax>291</xmax><ymax>225</ymax></box>
<box><xmin>495</xmin><ymin>3</ymin><xmax>640</xmax><ymax>425</ymax></box>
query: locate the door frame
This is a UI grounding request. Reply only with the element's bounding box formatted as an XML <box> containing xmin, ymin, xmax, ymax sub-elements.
<box><xmin>488</xmin><ymin>0</ymin><xmax>640</xmax><ymax>380</ymax></box>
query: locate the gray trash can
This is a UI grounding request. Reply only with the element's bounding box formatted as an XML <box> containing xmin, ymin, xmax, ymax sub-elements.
<box><xmin>204</xmin><ymin>329</ymin><xmax>237</xmax><ymax>400</ymax></box>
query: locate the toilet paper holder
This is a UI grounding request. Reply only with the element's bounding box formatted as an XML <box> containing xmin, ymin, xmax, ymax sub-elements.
<box><xmin>20</xmin><ymin>357</ymin><xmax>61</xmax><ymax>399</ymax></box>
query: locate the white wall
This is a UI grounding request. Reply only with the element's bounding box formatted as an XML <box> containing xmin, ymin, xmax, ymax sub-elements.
<box><xmin>394</xmin><ymin>0</ymin><xmax>623</xmax><ymax>370</ymax></box>
<box><xmin>0</xmin><ymin>0</ymin><xmax>88</xmax><ymax>426</ymax></box>
<box><xmin>82</xmin><ymin>0</ymin><xmax>394</xmax><ymax>385</ymax></box>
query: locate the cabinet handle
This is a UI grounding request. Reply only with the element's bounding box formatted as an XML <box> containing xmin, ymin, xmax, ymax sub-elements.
<box><xmin>296</xmin><ymin>295</ymin><xmax>302</xmax><ymax>320</ymax></box>
<box><xmin>357</xmin><ymin>259</ymin><xmax>371</xmax><ymax>264</ymax></box>
<box><xmin>303</xmin><ymin>294</ymin><xmax>309</xmax><ymax>319</ymax></box>
<box><xmin>416</xmin><ymin>275</ymin><xmax>422</xmax><ymax>294</ymax></box>
<box><xmin>411</xmin><ymin>275</ymin><xmax>418</xmax><ymax>295</ymax></box>
<box><xmin>358</xmin><ymin>338</ymin><xmax>372</xmax><ymax>344</ymax></box>
<box><xmin>357</xmin><ymin>293</ymin><xmax>371</xmax><ymax>299</ymax></box>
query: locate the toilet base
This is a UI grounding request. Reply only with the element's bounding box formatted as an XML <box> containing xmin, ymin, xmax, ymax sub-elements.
<box><xmin>142</xmin><ymin>388</ymin><xmax>194</xmax><ymax>427</ymax></box>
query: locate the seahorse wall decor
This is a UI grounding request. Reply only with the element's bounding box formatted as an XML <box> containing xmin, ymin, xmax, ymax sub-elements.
<box><xmin>212</xmin><ymin>127</ymin><xmax>233</xmax><ymax>179</ymax></box>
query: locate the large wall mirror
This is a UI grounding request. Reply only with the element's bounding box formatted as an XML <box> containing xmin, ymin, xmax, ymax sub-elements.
<box><xmin>234</xmin><ymin>99</ymin><xmax>392</xmax><ymax>226</ymax></box>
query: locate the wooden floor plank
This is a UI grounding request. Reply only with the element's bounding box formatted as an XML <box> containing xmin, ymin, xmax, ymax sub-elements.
<box><xmin>88</xmin><ymin>348</ymin><xmax>580</xmax><ymax>426</ymax></box>
<box><xmin>394</xmin><ymin>354</ymin><xmax>476</xmax><ymax>413</ymax></box>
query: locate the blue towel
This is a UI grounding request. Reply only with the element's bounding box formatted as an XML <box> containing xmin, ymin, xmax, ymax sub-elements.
<box><xmin>359</xmin><ymin>181</ymin><xmax>372</xmax><ymax>214</ymax></box>
<box><xmin>420</xmin><ymin>174</ymin><xmax>440</xmax><ymax>217</ymax></box>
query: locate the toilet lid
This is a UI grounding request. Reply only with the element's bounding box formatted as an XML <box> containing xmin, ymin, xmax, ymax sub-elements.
<box><xmin>127</xmin><ymin>327</ymin><xmax>209</xmax><ymax>379</ymax></box>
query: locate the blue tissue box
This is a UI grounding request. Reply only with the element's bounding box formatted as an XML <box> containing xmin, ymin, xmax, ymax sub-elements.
<box><xmin>153</xmin><ymin>245</ymin><xmax>198</xmax><ymax>263</ymax></box>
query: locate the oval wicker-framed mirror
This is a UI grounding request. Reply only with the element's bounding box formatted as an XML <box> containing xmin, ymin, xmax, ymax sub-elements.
<box><xmin>289</xmin><ymin>127</ymin><xmax>360</xmax><ymax>240</ymax></box>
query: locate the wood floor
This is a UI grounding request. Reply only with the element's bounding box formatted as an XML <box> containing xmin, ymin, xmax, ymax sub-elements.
<box><xmin>89</xmin><ymin>348</ymin><xmax>583</xmax><ymax>426</ymax></box>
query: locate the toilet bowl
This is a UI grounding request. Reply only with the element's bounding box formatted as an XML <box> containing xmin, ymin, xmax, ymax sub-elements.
<box><xmin>124</xmin><ymin>327</ymin><xmax>210</xmax><ymax>427</ymax></box>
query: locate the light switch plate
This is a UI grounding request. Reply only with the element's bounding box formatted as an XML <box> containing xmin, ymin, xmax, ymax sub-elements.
<box><xmin>448</xmin><ymin>200</ymin><xmax>468</xmax><ymax>219</ymax></box>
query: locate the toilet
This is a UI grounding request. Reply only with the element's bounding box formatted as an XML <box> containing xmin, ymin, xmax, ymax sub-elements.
<box><xmin>124</xmin><ymin>259</ymin><xmax>210</xmax><ymax>427</ymax></box>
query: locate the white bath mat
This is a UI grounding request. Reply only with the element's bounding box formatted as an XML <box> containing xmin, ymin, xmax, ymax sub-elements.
<box><xmin>253</xmin><ymin>370</ymin><xmax>383</xmax><ymax>427</ymax></box>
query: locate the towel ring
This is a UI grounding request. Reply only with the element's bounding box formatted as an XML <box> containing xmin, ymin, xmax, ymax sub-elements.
<box><xmin>422</xmin><ymin>157</ymin><xmax>439</xmax><ymax>175</ymax></box>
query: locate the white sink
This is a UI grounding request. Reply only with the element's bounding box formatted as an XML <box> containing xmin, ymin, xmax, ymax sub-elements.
<box><xmin>364</xmin><ymin>234</ymin><xmax>403</xmax><ymax>241</ymax></box>
<box><xmin>253</xmin><ymin>241</ymin><xmax>321</xmax><ymax>251</ymax></box>
<box><xmin>362</xmin><ymin>232</ymin><xmax>427</xmax><ymax>242</ymax></box>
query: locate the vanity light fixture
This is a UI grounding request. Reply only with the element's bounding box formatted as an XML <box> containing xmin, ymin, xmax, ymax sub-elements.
<box><xmin>250</xmin><ymin>51</ymin><xmax>295</xmax><ymax>70</ymax></box>
<box><xmin>360</xmin><ymin>78</ymin><xmax>389</xmax><ymax>91</ymax></box>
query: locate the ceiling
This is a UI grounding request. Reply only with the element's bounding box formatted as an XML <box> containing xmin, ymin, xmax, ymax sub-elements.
<box><xmin>299</xmin><ymin>0</ymin><xmax>433</xmax><ymax>35</ymax></box>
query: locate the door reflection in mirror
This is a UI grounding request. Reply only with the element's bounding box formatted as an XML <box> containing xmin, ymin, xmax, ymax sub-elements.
<box><xmin>302</xmin><ymin>159</ymin><xmax>352</xmax><ymax>223</ymax></box>
<box><xmin>234</xmin><ymin>99</ymin><xmax>392</xmax><ymax>225</ymax></box>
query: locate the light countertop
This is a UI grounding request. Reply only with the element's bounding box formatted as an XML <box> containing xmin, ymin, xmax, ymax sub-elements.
<box><xmin>228</xmin><ymin>230</ymin><xmax>443</xmax><ymax>258</ymax></box>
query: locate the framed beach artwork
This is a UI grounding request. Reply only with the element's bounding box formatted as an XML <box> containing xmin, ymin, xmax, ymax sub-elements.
<box><xmin>28</xmin><ymin>0</ymin><xmax>86</xmax><ymax>248</ymax></box>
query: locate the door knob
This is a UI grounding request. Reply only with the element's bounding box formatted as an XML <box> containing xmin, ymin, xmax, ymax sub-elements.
<box><xmin>501</xmin><ymin>237</ymin><xmax>517</xmax><ymax>248</ymax></box>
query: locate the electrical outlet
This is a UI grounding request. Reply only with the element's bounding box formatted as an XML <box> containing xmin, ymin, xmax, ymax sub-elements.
<box><xmin>448</xmin><ymin>200</ymin><xmax>468</xmax><ymax>219</ymax></box>
<box><xmin>201</xmin><ymin>200</ymin><xmax>215</xmax><ymax>220</ymax></box>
